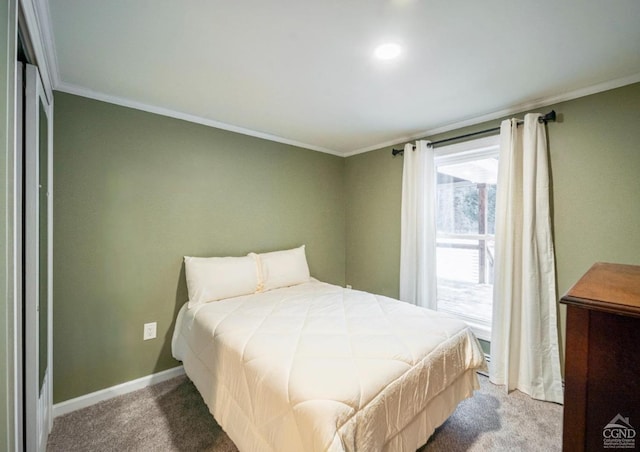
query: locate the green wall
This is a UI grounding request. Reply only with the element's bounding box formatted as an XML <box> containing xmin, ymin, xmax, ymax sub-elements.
<box><xmin>0</xmin><ymin>0</ymin><xmax>17</xmax><ymax>448</ymax></box>
<box><xmin>54</xmin><ymin>83</ymin><xmax>640</xmax><ymax>403</ymax></box>
<box><xmin>345</xmin><ymin>145</ymin><xmax>403</xmax><ymax>298</ymax></box>
<box><xmin>345</xmin><ymin>82</ymin><xmax>640</xmax><ymax>363</ymax></box>
<box><xmin>53</xmin><ymin>92</ymin><xmax>346</xmax><ymax>402</ymax></box>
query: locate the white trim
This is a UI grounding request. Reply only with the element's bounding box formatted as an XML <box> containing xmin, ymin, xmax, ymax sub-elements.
<box><xmin>46</xmin><ymin>97</ymin><xmax>54</xmax><ymax>433</ymax></box>
<box><xmin>35</xmin><ymin>4</ymin><xmax>640</xmax><ymax>161</ymax></box>
<box><xmin>440</xmin><ymin>308</ymin><xmax>492</xmax><ymax>342</ymax></box>
<box><xmin>434</xmin><ymin>134</ymin><xmax>497</xmax><ymax>344</ymax></box>
<box><xmin>32</xmin><ymin>0</ymin><xmax>59</xmax><ymax>88</ymax></box>
<box><xmin>18</xmin><ymin>2</ymin><xmax>345</xmax><ymax>157</ymax></box>
<box><xmin>14</xmin><ymin>59</ymin><xmax>24</xmax><ymax>452</ymax></box>
<box><xmin>18</xmin><ymin>0</ymin><xmax>54</xmax><ymax>102</ymax></box>
<box><xmin>29</xmin><ymin>0</ymin><xmax>640</xmax><ymax>158</ymax></box>
<box><xmin>344</xmin><ymin>71</ymin><xmax>640</xmax><ymax>157</ymax></box>
<box><xmin>24</xmin><ymin>62</ymin><xmax>51</xmax><ymax>452</ymax></box>
<box><xmin>462</xmin><ymin>319</ymin><xmax>491</xmax><ymax>343</ymax></box>
<box><xmin>54</xmin><ymin>82</ymin><xmax>344</xmax><ymax>157</ymax></box>
<box><xmin>58</xmin><ymin>70</ymin><xmax>640</xmax><ymax>159</ymax></box>
<box><xmin>52</xmin><ymin>366</ymin><xmax>185</xmax><ymax>418</ymax></box>
<box><xmin>434</xmin><ymin>135</ymin><xmax>500</xmax><ymax>161</ymax></box>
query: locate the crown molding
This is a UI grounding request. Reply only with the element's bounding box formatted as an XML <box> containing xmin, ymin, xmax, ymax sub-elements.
<box><xmin>27</xmin><ymin>0</ymin><xmax>640</xmax><ymax>159</ymax></box>
<box><xmin>53</xmin><ymin>70</ymin><xmax>640</xmax><ymax>159</ymax></box>
<box><xmin>343</xmin><ymin>72</ymin><xmax>640</xmax><ymax>157</ymax></box>
<box><xmin>32</xmin><ymin>0</ymin><xmax>60</xmax><ymax>88</ymax></box>
<box><xmin>28</xmin><ymin>0</ymin><xmax>343</xmax><ymax>156</ymax></box>
<box><xmin>54</xmin><ymin>81</ymin><xmax>344</xmax><ymax>157</ymax></box>
<box><xmin>19</xmin><ymin>0</ymin><xmax>56</xmax><ymax>102</ymax></box>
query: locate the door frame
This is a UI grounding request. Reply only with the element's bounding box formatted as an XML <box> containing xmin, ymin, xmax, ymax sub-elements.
<box><xmin>15</xmin><ymin>60</ymin><xmax>24</xmax><ymax>452</ymax></box>
<box><xmin>24</xmin><ymin>62</ymin><xmax>53</xmax><ymax>452</ymax></box>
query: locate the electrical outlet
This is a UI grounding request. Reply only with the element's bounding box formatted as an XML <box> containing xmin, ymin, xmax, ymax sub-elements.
<box><xmin>143</xmin><ymin>322</ymin><xmax>157</xmax><ymax>340</ymax></box>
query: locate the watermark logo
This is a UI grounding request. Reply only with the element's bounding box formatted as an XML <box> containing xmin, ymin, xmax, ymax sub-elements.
<box><xmin>603</xmin><ymin>414</ymin><xmax>636</xmax><ymax>449</ymax></box>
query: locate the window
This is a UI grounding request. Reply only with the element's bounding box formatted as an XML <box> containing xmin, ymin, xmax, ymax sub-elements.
<box><xmin>434</xmin><ymin>136</ymin><xmax>499</xmax><ymax>340</ymax></box>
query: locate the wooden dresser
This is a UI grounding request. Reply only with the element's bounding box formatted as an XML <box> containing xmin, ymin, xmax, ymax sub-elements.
<box><xmin>560</xmin><ymin>262</ymin><xmax>640</xmax><ymax>451</ymax></box>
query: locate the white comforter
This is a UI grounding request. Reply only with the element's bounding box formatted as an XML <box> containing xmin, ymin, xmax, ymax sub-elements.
<box><xmin>172</xmin><ymin>280</ymin><xmax>486</xmax><ymax>451</ymax></box>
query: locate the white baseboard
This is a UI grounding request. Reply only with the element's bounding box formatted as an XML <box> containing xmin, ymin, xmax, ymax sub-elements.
<box><xmin>53</xmin><ymin>366</ymin><xmax>185</xmax><ymax>418</ymax></box>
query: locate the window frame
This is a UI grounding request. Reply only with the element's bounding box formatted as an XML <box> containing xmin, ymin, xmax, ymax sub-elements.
<box><xmin>433</xmin><ymin>134</ymin><xmax>500</xmax><ymax>341</ymax></box>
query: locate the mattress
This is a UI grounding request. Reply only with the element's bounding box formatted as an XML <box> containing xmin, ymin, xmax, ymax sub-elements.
<box><xmin>172</xmin><ymin>280</ymin><xmax>486</xmax><ymax>451</ymax></box>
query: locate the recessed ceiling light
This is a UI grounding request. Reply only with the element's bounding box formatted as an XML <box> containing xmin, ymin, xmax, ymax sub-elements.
<box><xmin>374</xmin><ymin>43</ymin><xmax>402</xmax><ymax>60</ymax></box>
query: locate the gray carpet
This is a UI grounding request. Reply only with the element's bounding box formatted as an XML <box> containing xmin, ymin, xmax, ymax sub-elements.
<box><xmin>47</xmin><ymin>374</ymin><xmax>562</xmax><ymax>451</ymax></box>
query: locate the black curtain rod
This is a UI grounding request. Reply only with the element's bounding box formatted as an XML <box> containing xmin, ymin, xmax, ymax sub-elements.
<box><xmin>392</xmin><ymin>110</ymin><xmax>556</xmax><ymax>156</ymax></box>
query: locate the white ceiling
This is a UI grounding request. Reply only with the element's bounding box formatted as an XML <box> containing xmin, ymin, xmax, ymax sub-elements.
<box><xmin>41</xmin><ymin>0</ymin><xmax>640</xmax><ymax>156</ymax></box>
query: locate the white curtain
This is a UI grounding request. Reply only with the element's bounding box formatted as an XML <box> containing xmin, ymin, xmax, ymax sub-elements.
<box><xmin>490</xmin><ymin>114</ymin><xmax>564</xmax><ymax>404</ymax></box>
<box><xmin>399</xmin><ymin>140</ymin><xmax>437</xmax><ymax>309</ymax></box>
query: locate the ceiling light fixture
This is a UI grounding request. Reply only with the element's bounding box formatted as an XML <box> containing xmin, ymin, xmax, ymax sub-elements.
<box><xmin>374</xmin><ymin>43</ymin><xmax>402</xmax><ymax>60</ymax></box>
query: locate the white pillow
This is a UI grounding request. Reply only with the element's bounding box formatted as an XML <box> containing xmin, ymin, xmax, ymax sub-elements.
<box><xmin>256</xmin><ymin>245</ymin><xmax>310</xmax><ymax>291</ymax></box>
<box><xmin>184</xmin><ymin>254</ymin><xmax>259</xmax><ymax>308</ymax></box>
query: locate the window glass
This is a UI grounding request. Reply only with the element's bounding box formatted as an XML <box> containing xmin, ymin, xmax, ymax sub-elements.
<box><xmin>434</xmin><ymin>141</ymin><xmax>498</xmax><ymax>340</ymax></box>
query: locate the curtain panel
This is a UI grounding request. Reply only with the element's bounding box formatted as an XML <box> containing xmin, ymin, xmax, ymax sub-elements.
<box><xmin>399</xmin><ymin>140</ymin><xmax>437</xmax><ymax>309</ymax></box>
<box><xmin>490</xmin><ymin>114</ymin><xmax>563</xmax><ymax>404</ymax></box>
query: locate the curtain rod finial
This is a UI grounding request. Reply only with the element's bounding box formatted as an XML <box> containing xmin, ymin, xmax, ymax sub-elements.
<box><xmin>539</xmin><ymin>110</ymin><xmax>556</xmax><ymax>124</ymax></box>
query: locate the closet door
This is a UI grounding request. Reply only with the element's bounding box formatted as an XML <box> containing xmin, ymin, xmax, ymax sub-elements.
<box><xmin>24</xmin><ymin>62</ymin><xmax>53</xmax><ymax>452</ymax></box>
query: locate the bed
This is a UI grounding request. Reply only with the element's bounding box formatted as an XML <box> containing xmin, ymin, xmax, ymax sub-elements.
<box><xmin>171</xmin><ymin>247</ymin><xmax>486</xmax><ymax>451</ymax></box>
